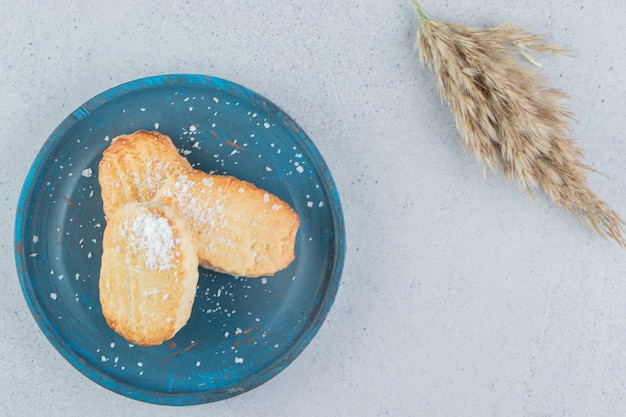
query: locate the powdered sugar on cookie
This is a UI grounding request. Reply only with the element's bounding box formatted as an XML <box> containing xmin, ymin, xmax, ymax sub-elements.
<box><xmin>121</xmin><ymin>207</ymin><xmax>176</xmax><ymax>271</ymax></box>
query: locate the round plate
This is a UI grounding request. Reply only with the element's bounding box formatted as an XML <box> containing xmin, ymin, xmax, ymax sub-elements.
<box><xmin>14</xmin><ymin>74</ymin><xmax>345</xmax><ymax>405</ymax></box>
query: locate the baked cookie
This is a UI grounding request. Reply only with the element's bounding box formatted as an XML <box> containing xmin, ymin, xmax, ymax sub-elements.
<box><xmin>155</xmin><ymin>169</ymin><xmax>299</xmax><ymax>277</ymax></box>
<box><xmin>99</xmin><ymin>202</ymin><xmax>199</xmax><ymax>346</ymax></box>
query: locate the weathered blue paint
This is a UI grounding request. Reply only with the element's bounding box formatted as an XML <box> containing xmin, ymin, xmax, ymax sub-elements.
<box><xmin>14</xmin><ymin>74</ymin><xmax>346</xmax><ymax>405</ymax></box>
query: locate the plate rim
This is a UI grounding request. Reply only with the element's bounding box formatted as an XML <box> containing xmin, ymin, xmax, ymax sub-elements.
<box><xmin>14</xmin><ymin>73</ymin><xmax>346</xmax><ymax>405</ymax></box>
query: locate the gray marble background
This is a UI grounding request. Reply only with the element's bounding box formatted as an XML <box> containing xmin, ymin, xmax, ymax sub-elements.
<box><xmin>2</xmin><ymin>0</ymin><xmax>625</xmax><ymax>415</ymax></box>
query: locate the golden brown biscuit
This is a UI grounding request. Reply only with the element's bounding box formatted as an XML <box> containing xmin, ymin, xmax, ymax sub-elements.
<box><xmin>98</xmin><ymin>130</ymin><xmax>191</xmax><ymax>218</ymax></box>
<box><xmin>99</xmin><ymin>202</ymin><xmax>199</xmax><ymax>346</ymax></box>
<box><xmin>155</xmin><ymin>169</ymin><xmax>299</xmax><ymax>277</ymax></box>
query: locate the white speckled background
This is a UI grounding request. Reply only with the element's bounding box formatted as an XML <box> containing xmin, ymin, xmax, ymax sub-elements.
<box><xmin>2</xmin><ymin>0</ymin><xmax>625</xmax><ymax>415</ymax></box>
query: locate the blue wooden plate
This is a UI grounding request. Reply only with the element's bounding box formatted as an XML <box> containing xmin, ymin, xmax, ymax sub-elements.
<box><xmin>14</xmin><ymin>74</ymin><xmax>345</xmax><ymax>405</ymax></box>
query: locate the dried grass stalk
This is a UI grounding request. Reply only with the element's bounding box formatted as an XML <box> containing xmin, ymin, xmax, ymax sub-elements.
<box><xmin>411</xmin><ymin>1</ymin><xmax>625</xmax><ymax>247</ymax></box>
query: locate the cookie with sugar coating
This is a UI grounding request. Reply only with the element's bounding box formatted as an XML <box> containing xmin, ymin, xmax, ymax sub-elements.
<box><xmin>155</xmin><ymin>169</ymin><xmax>300</xmax><ymax>277</ymax></box>
<box><xmin>99</xmin><ymin>201</ymin><xmax>199</xmax><ymax>346</ymax></box>
<box><xmin>98</xmin><ymin>130</ymin><xmax>191</xmax><ymax>218</ymax></box>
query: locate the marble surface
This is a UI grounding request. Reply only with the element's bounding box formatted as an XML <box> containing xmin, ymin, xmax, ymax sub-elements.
<box><xmin>1</xmin><ymin>0</ymin><xmax>625</xmax><ymax>415</ymax></box>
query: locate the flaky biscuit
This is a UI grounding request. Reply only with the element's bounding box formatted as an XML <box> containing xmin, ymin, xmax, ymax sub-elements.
<box><xmin>98</xmin><ymin>130</ymin><xmax>191</xmax><ymax>218</ymax></box>
<box><xmin>99</xmin><ymin>202</ymin><xmax>199</xmax><ymax>346</ymax></box>
<box><xmin>155</xmin><ymin>169</ymin><xmax>300</xmax><ymax>277</ymax></box>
